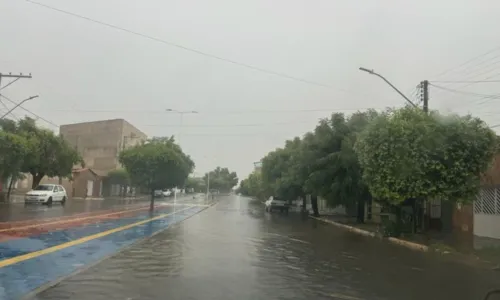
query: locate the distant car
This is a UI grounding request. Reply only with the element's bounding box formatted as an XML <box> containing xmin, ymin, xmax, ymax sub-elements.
<box><xmin>25</xmin><ymin>184</ymin><xmax>67</xmax><ymax>205</ymax></box>
<box><xmin>265</xmin><ymin>197</ymin><xmax>289</xmax><ymax>213</ymax></box>
<box><xmin>154</xmin><ymin>190</ymin><xmax>163</xmax><ymax>197</ymax></box>
<box><xmin>162</xmin><ymin>190</ymin><xmax>172</xmax><ymax>197</ymax></box>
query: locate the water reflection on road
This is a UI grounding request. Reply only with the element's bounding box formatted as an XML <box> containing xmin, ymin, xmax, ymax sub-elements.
<box><xmin>37</xmin><ymin>195</ymin><xmax>500</xmax><ymax>300</ymax></box>
<box><xmin>0</xmin><ymin>197</ymin><xmax>152</xmax><ymax>223</ymax></box>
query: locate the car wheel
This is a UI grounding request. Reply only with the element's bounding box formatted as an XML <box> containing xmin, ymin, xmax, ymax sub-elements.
<box><xmin>61</xmin><ymin>196</ymin><xmax>66</xmax><ymax>205</ymax></box>
<box><xmin>47</xmin><ymin>197</ymin><xmax>53</xmax><ymax>206</ymax></box>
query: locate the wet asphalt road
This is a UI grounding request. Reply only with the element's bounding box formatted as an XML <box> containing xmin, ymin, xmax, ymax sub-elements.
<box><xmin>0</xmin><ymin>197</ymin><xmax>155</xmax><ymax>223</ymax></box>
<box><xmin>36</xmin><ymin>195</ymin><xmax>500</xmax><ymax>300</ymax></box>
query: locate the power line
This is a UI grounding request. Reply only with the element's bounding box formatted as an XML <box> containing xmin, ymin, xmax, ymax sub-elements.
<box><xmin>436</xmin><ymin>55</ymin><xmax>500</xmax><ymax>84</ymax></box>
<box><xmin>430</xmin><ymin>80</ymin><xmax>500</xmax><ymax>83</ymax></box>
<box><xmin>429</xmin><ymin>83</ymin><xmax>500</xmax><ymax>100</ymax></box>
<box><xmin>0</xmin><ymin>94</ymin><xmax>58</xmax><ymax>127</ymax></box>
<box><xmin>0</xmin><ymin>78</ymin><xmax>20</xmax><ymax>91</ymax></box>
<box><xmin>25</xmin><ymin>0</ymin><xmax>359</xmax><ymax>94</ymax></box>
<box><xmin>142</xmin><ymin>120</ymin><xmax>316</xmax><ymax>128</ymax></box>
<box><xmin>431</xmin><ymin>67</ymin><xmax>500</xmax><ymax>99</ymax></box>
<box><xmin>0</xmin><ymin>100</ymin><xmax>19</xmax><ymax>120</ymax></box>
<box><xmin>431</xmin><ymin>46</ymin><xmax>500</xmax><ymax>80</ymax></box>
<box><xmin>43</xmin><ymin>106</ymin><xmax>398</xmax><ymax>115</ymax></box>
<box><xmin>429</xmin><ymin>69</ymin><xmax>500</xmax><ymax>105</ymax></box>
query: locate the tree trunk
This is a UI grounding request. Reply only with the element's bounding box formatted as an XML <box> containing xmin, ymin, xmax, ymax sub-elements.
<box><xmin>6</xmin><ymin>177</ymin><xmax>14</xmax><ymax>200</ymax></box>
<box><xmin>31</xmin><ymin>173</ymin><xmax>45</xmax><ymax>189</ymax></box>
<box><xmin>311</xmin><ymin>195</ymin><xmax>320</xmax><ymax>217</ymax></box>
<box><xmin>301</xmin><ymin>194</ymin><xmax>307</xmax><ymax>212</ymax></box>
<box><xmin>394</xmin><ymin>205</ymin><xmax>402</xmax><ymax>237</ymax></box>
<box><xmin>150</xmin><ymin>189</ymin><xmax>155</xmax><ymax>211</ymax></box>
<box><xmin>367</xmin><ymin>195</ymin><xmax>373</xmax><ymax>221</ymax></box>
<box><xmin>356</xmin><ymin>198</ymin><xmax>365</xmax><ymax>223</ymax></box>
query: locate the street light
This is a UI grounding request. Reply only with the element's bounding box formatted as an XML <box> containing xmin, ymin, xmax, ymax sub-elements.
<box><xmin>165</xmin><ymin>109</ymin><xmax>199</xmax><ymax>144</ymax></box>
<box><xmin>358</xmin><ymin>67</ymin><xmax>418</xmax><ymax>108</ymax></box>
<box><xmin>0</xmin><ymin>95</ymin><xmax>39</xmax><ymax>119</ymax></box>
<box><xmin>165</xmin><ymin>109</ymin><xmax>199</xmax><ymax>215</ymax></box>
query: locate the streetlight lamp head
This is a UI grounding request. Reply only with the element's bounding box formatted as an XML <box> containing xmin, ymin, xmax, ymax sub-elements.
<box><xmin>359</xmin><ymin>67</ymin><xmax>374</xmax><ymax>74</ymax></box>
<box><xmin>166</xmin><ymin>109</ymin><xmax>173</xmax><ymax>112</ymax></box>
<box><xmin>191</xmin><ymin>110</ymin><xmax>198</xmax><ymax>114</ymax></box>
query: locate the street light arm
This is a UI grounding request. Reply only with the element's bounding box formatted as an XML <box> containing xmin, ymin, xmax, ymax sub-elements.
<box><xmin>359</xmin><ymin>67</ymin><xmax>418</xmax><ymax>108</ymax></box>
<box><xmin>0</xmin><ymin>95</ymin><xmax>39</xmax><ymax>119</ymax></box>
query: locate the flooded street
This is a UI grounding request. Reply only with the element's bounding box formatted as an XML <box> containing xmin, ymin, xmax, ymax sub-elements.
<box><xmin>0</xmin><ymin>197</ymin><xmax>151</xmax><ymax>223</ymax></box>
<box><xmin>36</xmin><ymin>195</ymin><xmax>500</xmax><ymax>300</ymax></box>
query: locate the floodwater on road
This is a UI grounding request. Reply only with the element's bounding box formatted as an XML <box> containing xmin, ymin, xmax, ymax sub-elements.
<box><xmin>36</xmin><ymin>195</ymin><xmax>500</xmax><ymax>300</ymax></box>
<box><xmin>0</xmin><ymin>197</ymin><xmax>155</xmax><ymax>223</ymax></box>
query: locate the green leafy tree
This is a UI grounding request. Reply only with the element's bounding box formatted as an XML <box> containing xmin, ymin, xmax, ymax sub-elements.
<box><xmin>0</xmin><ymin>129</ymin><xmax>29</xmax><ymax>200</ymax></box>
<box><xmin>304</xmin><ymin>111</ymin><xmax>378</xmax><ymax>220</ymax></box>
<box><xmin>261</xmin><ymin>137</ymin><xmax>305</xmax><ymax>203</ymax></box>
<box><xmin>238</xmin><ymin>171</ymin><xmax>265</xmax><ymax>199</ymax></box>
<box><xmin>0</xmin><ymin>131</ymin><xmax>28</xmax><ymax>180</ymax></box>
<box><xmin>355</xmin><ymin>107</ymin><xmax>497</xmax><ymax>204</ymax></box>
<box><xmin>107</xmin><ymin>169</ymin><xmax>131</xmax><ymax>196</ymax></box>
<box><xmin>203</xmin><ymin>167</ymin><xmax>238</xmax><ymax>192</ymax></box>
<box><xmin>107</xmin><ymin>169</ymin><xmax>130</xmax><ymax>185</ymax></box>
<box><xmin>119</xmin><ymin>137</ymin><xmax>194</xmax><ymax>210</ymax></box>
<box><xmin>185</xmin><ymin>177</ymin><xmax>206</xmax><ymax>193</ymax></box>
<box><xmin>1</xmin><ymin>117</ymin><xmax>82</xmax><ymax>188</ymax></box>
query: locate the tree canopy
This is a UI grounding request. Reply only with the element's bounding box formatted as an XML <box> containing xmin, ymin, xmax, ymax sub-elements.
<box><xmin>239</xmin><ymin>106</ymin><xmax>497</xmax><ymax>222</ymax></box>
<box><xmin>238</xmin><ymin>171</ymin><xmax>264</xmax><ymax>199</ymax></box>
<box><xmin>185</xmin><ymin>176</ymin><xmax>206</xmax><ymax>193</ymax></box>
<box><xmin>119</xmin><ymin>136</ymin><xmax>194</xmax><ymax>196</ymax></box>
<box><xmin>107</xmin><ymin>169</ymin><xmax>131</xmax><ymax>185</ymax></box>
<box><xmin>355</xmin><ymin>107</ymin><xmax>497</xmax><ymax>204</ymax></box>
<box><xmin>203</xmin><ymin>167</ymin><xmax>238</xmax><ymax>192</ymax></box>
<box><xmin>0</xmin><ymin>117</ymin><xmax>83</xmax><ymax>188</ymax></box>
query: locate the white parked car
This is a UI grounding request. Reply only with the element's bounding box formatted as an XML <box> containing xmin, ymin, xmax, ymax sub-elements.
<box><xmin>162</xmin><ymin>190</ymin><xmax>172</xmax><ymax>197</ymax></box>
<box><xmin>265</xmin><ymin>196</ymin><xmax>289</xmax><ymax>213</ymax></box>
<box><xmin>25</xmin><ymin>184</ymin><xmax>67</xmax><ymax>205</ymax></box>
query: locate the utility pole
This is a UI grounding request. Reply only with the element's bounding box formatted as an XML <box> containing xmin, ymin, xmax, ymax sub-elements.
<box><xmin>0</xmin><ymin>72</ymin><xmax>32</xmax><ymax>89</ymax></box>
<box><xmin>0</xmin><ymin>72</ymin><xmax>33</xmax><ymax>119</ymax></box>
<box><xmin>206</xmin><ymin>171</ymin><xmax>210</xmax><ymax>201</ymax></box>
<box><xmin>421</xmin><ymin>80</ymin><xmax>429</xmax><ymax>113</ymax></box>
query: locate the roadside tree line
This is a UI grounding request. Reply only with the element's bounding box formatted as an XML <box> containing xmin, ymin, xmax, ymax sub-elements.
<box><xmin>0</xmin><ymin>117</ymin><xmax>83</xmax><ymax>199</ymax></box>
<box><xmin>238</xmin><ymin>107</ymin><xmax>497</xmax><ymax>233</ymax></box>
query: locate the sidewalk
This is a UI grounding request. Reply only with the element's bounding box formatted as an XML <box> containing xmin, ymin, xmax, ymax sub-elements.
<box><xmin>311</xmin><ymin>214</ymin><xmax>500</xmax><ymax>269</ymax></box>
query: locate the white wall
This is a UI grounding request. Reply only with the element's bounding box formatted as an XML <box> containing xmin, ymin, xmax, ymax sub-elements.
<box><xmin>474</xmin><ymin>214</ymin><xmax>500</xmax><ymax>239</ymax></box>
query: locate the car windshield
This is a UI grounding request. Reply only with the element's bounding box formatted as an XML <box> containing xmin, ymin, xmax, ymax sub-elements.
<box><xmin>33</xmin><ymin>185</ymin><xmax>54</xmax><ymax>191</ymax></box>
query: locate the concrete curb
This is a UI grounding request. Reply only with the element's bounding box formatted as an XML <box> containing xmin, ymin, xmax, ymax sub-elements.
<box><xmin>310</xmin><ymin>216</ymin><xmax>429</xmax><ymax>252</ymax></box>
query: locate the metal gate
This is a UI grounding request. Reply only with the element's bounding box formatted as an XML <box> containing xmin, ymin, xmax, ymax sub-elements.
<box><xmin>474</xmin><ymin>187</ymin><xmax>500</xmax><ymax>239</ymax></box>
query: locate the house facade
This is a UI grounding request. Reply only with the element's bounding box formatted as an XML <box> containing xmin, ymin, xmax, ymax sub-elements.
<box><xmin>13</xmin><ymin>168</ymin><xmax>103</xmax><ymax>199</ymax></box>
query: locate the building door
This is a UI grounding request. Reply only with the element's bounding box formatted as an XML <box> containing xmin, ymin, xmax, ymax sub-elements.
<box><xmin>99</xmin><ymin>181</ymin><xmax>103</xmax><ymax>197</ymax></box>
<box><xmin>87</xmin><ymin>180</ymin><xmax>94</xmax><ymax>197</ymax></box>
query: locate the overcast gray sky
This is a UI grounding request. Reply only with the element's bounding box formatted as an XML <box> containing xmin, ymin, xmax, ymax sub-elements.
<box><xmin>2</xmin><ymin>0</ymin><xmax>500</xmax><ymax>179</ymax></box>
